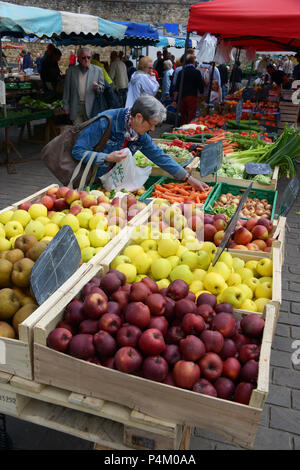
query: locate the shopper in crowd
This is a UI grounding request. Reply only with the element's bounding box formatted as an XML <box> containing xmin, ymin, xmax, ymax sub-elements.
<box><xmin>63</xmin><ymin>47</ymin><xmax>105</xmax><ymax>125</ymax></box>
<box><xmin>125</xmin><ymin>60</ymin><xmax>136</xmax><ymax>82</ymax></box>
<box><xmin>293</xmin><ymin>53</ymin><xmax>300</xmax><ymax>80</ymax></box>
<box><xmin>91</xmin><ymin>53</ymin><xmax>112</xmax><ymax>84</ymax></box>
<box><xmin>154</xmin><ymin>50</ymin><xmax>164</xmax><ymax>83</ymax></box>
<box><xmin>69</xmin><ymin>50</ymin><xmax>77</xmax><ymax>66</ymax></box>
<box><xmin>172</xmin><ymin>54</ymin><xmax>205</xmax><ymax>125</ymax></box>
<box><xmin>267</xmin><ymin>64</ymin><xmax>291</xmax><ymax>89</ymax></box>
<box><xmin>281</xmin><ymin>55</ymin><xmax>293</xmax><ymax>76</ymax></box>
<box><xmin>198</xmin><ymin>61</ymin><xmax>221</xmax><ymax>98</ymax></box>
<box><xmin>125</xmin><ymin>56</ymin><xmax>159</xmax><ymax>108</ymax></box>
<box><xmin>209</xmin><ymin>80</ymin><xmax>222</xmax><ymax>105</ymax></box>
<box><xmin>22</xmin><ymin>50</ymin><xmax>33</xmax><ymax>72</ymax></box>
<box><xmin>161</xmin><ymin>59</ymin><xmax>174</xmax><ymax>103</ymax></box>
<box><xmin>217</xmin><ymin>63</ymin><xmax>228</xmax><ymax>101</ymax></box>
<box><xmin>17</xmin><ymin>49</ymin><xmax>25</xmax><ymax>71</ymax></box>
<box><xmin>109</xmin><ymin>50</ymin><xmax>129</xmax><ymax>107</ymax></box>
<box><xmin>72</xmin><ymin>94</ymin><xmax>209</xmax><ymax>192</ymax></box>
<box><xmin>229</xmin><ymin>60</ymin><xmax>243</xmax><ymax>92</ymax></box>
<box><xmin>35</xmin><ymin>53</ymin><xmax>42</xmax><ymax>74</ymax></box>
<box><xmin>40</xmin><ymin>47</ymin><xmax>62</xmax><ymax>93</ymax></box>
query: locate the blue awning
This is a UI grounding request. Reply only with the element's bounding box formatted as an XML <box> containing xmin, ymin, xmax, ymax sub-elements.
<box><xmin>0</xmin><ymin>1</ymin><xmax>127</xmax><ymax>40</ymax></box>
<box><xmin>157</xmin><ymin>36</ymin><xmax>198</xmax><ymax>49</ymax></box>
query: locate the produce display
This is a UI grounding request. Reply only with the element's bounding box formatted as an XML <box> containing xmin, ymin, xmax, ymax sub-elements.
<box><xmin>134</xmin><ymin>144</ymin><xmax>193</xmax><ymax>167</ymax></box>
<box><xmin>0</xmin><ymin>186</ymin><xmax>147</xmax><ymax>264</ymax></box>
<box><xmin>151</xmin><ymin>181</ymin><xmax>213</xmax><ymax>205</ymax></box>
<box><xmin>203</xmin><ymin>213</ymin><xmax>275</xmax><ymax>252</ymax></box>
<box><xmin>211</xmin><ymin>193</ymin><xmax>273</xmax><ymax>220</ymax></box>
<box><xmin>46</xmin><ymin>217</ymin><xmax>271</xmax><ymax>404</ymax></box>
<box><xmin>19</xmin><ymin>96</ymin><xmax>63</xmax><ymax>110</ymax></box>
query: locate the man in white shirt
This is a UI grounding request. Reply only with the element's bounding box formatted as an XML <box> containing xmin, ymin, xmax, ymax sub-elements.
<box><xmin>109</xmin><ymin>50</ymin><xmax>129</xmax><ymax>107</ymax></box>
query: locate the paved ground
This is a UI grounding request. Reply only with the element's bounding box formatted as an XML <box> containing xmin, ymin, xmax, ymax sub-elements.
<box><xmin>0</xmin><ymin>121</ymin><xmax>299</xmax><ymax>450</ymax></box>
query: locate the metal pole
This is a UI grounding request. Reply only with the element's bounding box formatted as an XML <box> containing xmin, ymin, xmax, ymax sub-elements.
<box><xmin>174</xmin><ymin>31</ymin><xmax>190</xmax><ymax>127</ymax></box>
<box><xmin>0</xmin><ymin>36</ymin><xmax>7</xmax><ymax>119</ymax></box>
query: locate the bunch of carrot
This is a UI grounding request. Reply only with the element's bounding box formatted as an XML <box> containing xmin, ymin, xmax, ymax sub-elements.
<box><xmin>152</xmin><ymin>182</ymin><xmax>213</xmax><ymax>205</ymax></box>
<box><xmin>204</xmin><ymin>131</ymin><xmax>239</xmax><ymax>155</ymax></box>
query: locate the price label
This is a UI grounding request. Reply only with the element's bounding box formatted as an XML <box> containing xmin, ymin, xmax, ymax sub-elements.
<box><xmin>200</xmin><ymin>141</ymin><xmax>223</xmax><ymax>177</ymax></box>
<box><xmin>245</xmin><ymin>163</ymin><xmax>272</xmax><ymax>175</ymax></box>
<box><xmin>280</xmin><ymin>176</ymin><xmax>300</xmax><ymax>216</ymax></box>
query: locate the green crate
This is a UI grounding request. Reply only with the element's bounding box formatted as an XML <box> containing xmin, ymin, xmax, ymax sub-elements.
<box><xmin>204</xmin><ymin>182</ymin><xmax>278</xmax><ymax>221</ymax></box>
<box><xmin>89</xmin><ymin>175</ymin><xmax>164</xmax><ymax>197</ymax></box>
<box><xmin>139</xmin><ymin>176</ymin><xmax>217</xmax><ymax>205</ymax></box>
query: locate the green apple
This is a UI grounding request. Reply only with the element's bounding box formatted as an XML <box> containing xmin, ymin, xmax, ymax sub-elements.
<box><xmin>116</xmin><ymin>263</ymin><xmax>137</xmax><ymax>283</ymax></box>
<box><xmin>227</xmin><ymin>272</ymin><xmax>242</xmax><ymax>287</ymax></box>
<box><xmin>255</xmin><ymin>297</ymin><xmax>270</xmax><ymax>313</ymax></box>
<box><xmin>181</xmin><ymin>238</ymin><xmax>203</xmax><ymax>251</ymax></box>
<box><xmin>81</xmin><ymin>247</ymin><xmax>96</xmax><ymax>263</ymax></box>
<box><xmin>172</xmin><ymin>214</ymin><xmax>187</xmax><ymax>231</ymax></box>
<box><xmin>157</xmin><ymin>238</ymin><xmax>180</xmax><ymax>257</ymax></box>
<box><xmin>50</xmin><ymin>212</ymin><xmax>65</xmax><ymax>225</ymax></box>
<box><xmin>89</xmin><ymin>214</ymin><xmax>108</xmax><ymax>231</ymax></box>
<box><xmin>236</xmin><ymin>267</ymin><xmax>254</xmax><ymax>282</ymax></box>
<box><xmin>41</xmin><ymin>236</ymin><xmax>53</xmax><ymax>243</ymax></box>
<box><xmin>131</xmin><ymin>225</ymin><xmax>151</xmax><ymax>244</ymax></box>
<box><xmin>111</xmin><ymin>255</ymin><xmax>131</xmax><ymax>269</ymax></box>
<box><xmin>239</xmin><ymin>283</ymin><xmax>253</xmax><ymax>300</ymax></box>
<box><xmin>170</xmin><ymin>264</ymin><xmax>193</xmax><ymax>285</ymax></box>
<box><xmin>232</xmin><ymin>257</ymin><xmax>245</xmax><ymax>272</ymax></box>
<box><xmin>176</xmin><ymin>245</ymin><xmax>188</xmax><ymax>257</ymax></box>
<box><xmin>240</xmin><ymin>299</ymin><xmax>257</xmax><ymax>312</ymax></box>
<box><xmin>151</xmin><ymin>258</ymin><xmax>172</xmax><ymax>280</ymax></box>
<box><xmin>203</xmin><ymin>272</ymin><xmax>226</xmax><ymax>295</ymax></box>
<box><xmin>77</xmin><ymin>228</ymin><xmax>90</xmax><ymax>237</ymax></box>
<box><xmin>89</xmin><ymin>229</ymin><xmax>110</xmax><ymax>248</ymax></box>
<box><xmin>220</xmin><ymin>286</ymin><xmax>245</xmax><ymax>309</ymax></box>
<box><xmin>189</xmin><ymin>280</ymin><xmax>204</xmax><ymax>294</ymax></box>
<box><xmin>258</xmin><ymin>276</ymin><xmax>273</xmax><ymax>284</ymax></box>
<box><xmin>76</xmin><ymin>233</ymin><xmax>90</xmax><ymax>250</ymax></box>
<box><xmin>25</xmin><ymin>220</ymin><xmax>45</xmax><ymax>241</ymax></box>
<box><xmin>10</xmin><ymin>235</ymin><xmax>20</xmax><ymax>249</ymax></box>
<box><xmin>208</xmin><ymin>261</ymin><xmax>231</xmax><ymax>282</ymax></box>
<box><xmin>0</xmin><ymin>224</ymin><xmax>5</xmax><ymax>238</ymax></box>
<box><xmin>179</xmin><ymin>251</ymin><xmax>200</xmax><ymax>270</ymax></box>
<box><xmin>199</xmin><ymin>241</ymin><xmax>217</xmax><ymax>258</ymax></box>
<box><xmin>193</xmin><ymin>268</ymin><xmax>206</xmax><ymax>281</ymax></box>
<box><xmin>76</xmin><ymin>210</ymin><xmax>93</xmax><ymax>229</ymax></box>
<box><xmin>136</xmin><ymin>274</ymin><xmax>147</xmax><ymax>282</ymax></box>
<box><xmin>156</xmin><ymin>278</ymin><xmax>170</xmax><ymax>290</ymax></box>
<box><xmin>245</xmin><ymin>277</ymin><xmax>260</xmax><ymax>291</ymax></box>
<box><xmin>162</xmin><ymin>227</ymin><xmax>180</xmax><ymax>240</ymax></box>
<box><xmin>0</xmin><ymin>237</ymin><xmax>11</xmax><ymax>251</ymax></box>
<box><xmin>141</xmin><ymin>239</ymin><xmax>157</xmax><ymax>252</ymax></box>
<box><xmin>132</xmin><ymin>253</ymin><xmax>152</xmax><ymax>274</ymax></box>
<box><xmin>44</xmin><ymin>223</ymin><xmax>60</xmax><ymax>238</ymax></box>
<box><xmin>245</xmin><ymin>260</ymin><xmax>258</xmax><ymax>273</ymax></box>
<box><xmin>196</xmin><ymin>250</ymin><xmax>211</xmax><ymax>270</ymax></box>
<box><xmin>107</xmin><ymin>225</ymin><xmax>121</xmax><ymax>239</ymax></box>
<box><xmin>0</xmin><ymin>210</ymin><xmax>14</xmax><ymax>225</ymax></box>
<box><xmin>164</xmin><ymin>206</ymin><xmax>181</xmax><ymax>224</ymax></box>
<box><xmin>180</xmin><ymin>228</ymin><xmax>196</xmax><ymax>240</ymax></box>
<box><xmin>12</xmin><ymin>209</ymin><xmax>31</xmax><ymax>228</ymax></box>
<box><xmin>166</xmin><ymin>255</ymin><xmax>179</xmax><ymax>269</ymax></box>
<box><xmin>4</xmin><ymin>220</ymin><xmax>24</xmax><ymax>239</ymax></box>
<box><xmin>123</xmin><ymin>244</ymin><xmax>144</xmax><ymax>261</ymax></box>
<box><xmin>35</xmin><ymin>216</ymin><xmax>50</xmax><ymax>226</ymax></box>
<box><xmin>256</xmin><ymin>258</ymin><xmax>273</xmax><ymax>277</ymax></box>
<box><xmin>28</xmin><ymin>203</ymin><xmax>48</xmax><ymax>219</ymax></box>
<box><xmin>219</xmin><ymin>252</ymin><xmax>233</xmax><ymax>269</ymax></box>
<box><xmin>255</xmin><ymin>281</ymin><xmax>272</xmax><ymax>300</ymax></box>
<box><xmin>60</xmin><ymin>214</ymin><xmax>80</xmax><ymax>233</ymax></box>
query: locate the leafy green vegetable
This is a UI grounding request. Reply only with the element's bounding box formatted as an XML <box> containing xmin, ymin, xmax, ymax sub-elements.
<box><xmin>212</xmin><ymin>205</ymin><xmax>236</xmax><ymax>218</ymax></box>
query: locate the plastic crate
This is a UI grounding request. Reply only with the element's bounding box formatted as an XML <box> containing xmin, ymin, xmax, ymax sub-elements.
<box><xmin>204</xmin><ymin>182</ymin><xmax>278</xmax><ymax>220</ymax></box>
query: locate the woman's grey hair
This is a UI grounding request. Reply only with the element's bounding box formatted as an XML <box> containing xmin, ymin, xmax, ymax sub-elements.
<box><xmin>164</xmin><ymin>59</ymin><xmax>173</xmax><ymax>70</ymax></box>
<box><xmin>131</xmin><ymin>95</ymin><xmax>167</xmax><ymax>123</ymax></box>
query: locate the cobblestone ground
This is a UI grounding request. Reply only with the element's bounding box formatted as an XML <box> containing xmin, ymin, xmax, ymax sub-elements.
<box><xmin>0</xmin><ymin>122</ymin><xmax>299</xmax><ymax>450</ymax></box>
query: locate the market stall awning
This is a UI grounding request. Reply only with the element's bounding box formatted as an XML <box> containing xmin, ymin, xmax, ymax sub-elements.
<box><xmin>157</xmin><ymin>36</ymin><xmax>198</xmax><ymax>49</ymax></box>
<box><xmin>187</xmin><ymin>0</ymin><xmax>300</xmax><ymax>51</ymax></box>
<box><xmin>0</xmin><ymin>1</ymin><xmax>127</xmax><ymax>40</ymax></box>
<box><xmin>55</xmin><ymin>21</ymin><xmax>159</xmax><ymax>47</ymax></box>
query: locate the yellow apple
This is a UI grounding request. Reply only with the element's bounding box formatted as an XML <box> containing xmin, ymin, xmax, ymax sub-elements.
<box><xmin>4</xmin><ymin>220</ymin><xmax>24</xmax><ymax>239</ymax></box>
<box><xmin>147</xmin><ymin>250</ymin><xmax>161</xmax><ymax>262</ymax></box>
<box><xmin>258</xmin><ymin>276</ymin><xmax>273</xmax><ymax>284</ymax></box>
<box><xmin>131</xmin><ymin>225</ymin><xmax>151</xmax><ymax>244</ymax></box>
<box><xmin>180</xmin><ymin>228</ymin><xmax>196</xmax><ymax>240</ymax></box>
<box><xmin>176</xmin><ymin>245</ymin><xmax>188</xmax><ymax>257</ymax></box>
<box><xmin>170</xmin><ymin>264</ymin><xmax>193</xmax><ymax>285</ymax></box>
<box><xmin>24</xmin><ymin>220</ymin><xmax>45</xmax><ymax>241</ymax></box>
<box><xmin>227</xmin><ymin>272</ymin><xmax>242</xmax><ymax>287</ymax></box>
<box><xmin>245</xmin><ymin>277</ymin><xmax>260</xmax><ymax>291</ymax></box>
<box><xmin>81</xmin><ymin>247</ymin><xmax>96</xmax><ymax>262</ymax></box>
<box><xmin>181</xmin><ymin>238</ymin><xmax>203</xmax><ymax>251</ymax></box>
<box><xmin>203</xmin><ymin>272</ymin><xmax>226</xmax><ymax>295</ymax></box>
<box><xmin>123</xmin><ymin>244</ymin><xmax>144</xmax><ymax>261</ymax></box>
<box><xmin>196</xmin><ymin>249</ymin><xmax>211</xmax><ymax>270</ymax></box>
<box><xmin>219</xmin><ymin>252</ymin><xmax>233</xmax><ymax>269</ymax></box>
<box><xmin>116</xmin><ymin>263</ymin><xmax>137</xmax><ymax>283</ymax></box>
<box><xmin>256</xmin><ymin>258</ymin><xmax>273</xmax><ymax>277</ymax></box>
<box><xmin>60</xmin><ymin>214</ymin><xmax>80</xmax><ymax>233</ymax></box>
<box><xmin>89</xmin><ymin>229</ymin><xmax>110</xmax><ymax>248</ymax></box>
<box><xmin>232</xmin><ymin>257</ymin><xmax>245</xmax><ymax>272</ymax></box>
<box><xmin>141</xmin><ymin>239</ymin><xmax>157</xmax><ymax>252</ymax></box>
<box><xmin>111</xmin><ymin>255</ymin><xmax>131</xmax><ymax>270</ymax></box>
<box><xmin>179</xmin><ymin>251</ymin><xmax>200</xmax><ymax>270</ymax></box>
<box><xmin>107</xmin><ymin>225</ymin><xmax>121</xmax><ymax>239</ymax></box>
<box><xmin>135</xmin><ymin>274</ymin><xmax>147</xmax><ymax>282</ymax></box>
<box><xmin>12</xmin><ymin>209</ymin><xmax>31</xmax><ymax>228</ymax></box>
<box><xmin>44</xmin><ymin>223</ymin><xmax>60</xmax><ymax>238</ymax></box>
<box><xmin>240</xmin><ymin>299</ymin><xmax>257</xmax><ymax>312</ymax></box>
<box><xmin>157</xmin><ymin>238</ymin><xmax>180</xmax><ymax>257</ymax></box>
<box><xmin>208</xmin><ymin>261</ymin><xmax>231</xmax><ymax>281</ymax></box>
<box><xmin>237</xmin><ymin>267</ymin><xmax>254</xmax><ymax>282</ymax></box>
<box><xmin>255</xmin><ymin>281</ymin><xmax>272</xmax><ymax>300</ymax></box>
<box><xmin>245</xmin><ymin>260</ymin><xmax>258</xmax><ymax>273</ymax></box>
<box><xmin>239</xmin><ymin>283</ymin><xmax>253</xmax><ymax>300</ymax></box>
<box><xmin>162</xmin><ymin>227</ymin><xmax>180</xmax><ymax>239</ymax></box>
<box><xmin>221</xmin><ymin>286</ymin><xmax>246</xmax><ymax>308</ymax></box>
<box><xmin>167</xmin><ymin>255</ymin><xmax>179</xmax><ymax>269</ymax></box>
<box><xmin>151</xmin><ymin>258</ymin><xmax>172</xmax><ymax>280</ymax></box>
<box><xmin>189</xmin><ymin>280</ymin><xmax>204</xmax><ymax>294</ymax></box>
<box><xmin>75</xmin><ymin>233</ymin><xmax>90</xmax><ymax>250</ymax></box>
<box><xmin>132</xmin><ymin>253</ymin><xmax>152</xmax><ymax>274</ymax></box>
<box><xmin>0</xmin><ymin>224</ymin><xmax>5</xmax><ymax>238</ymax></box>
<box><xmin>35</xmin><ymin>216</ymin><xmax>50</xmax><ymax>226</ymax></box>
<box><xmin>0</xmin><ymin>238</ymin><xmax>11</xmax><ymax>252</ymax></box>
<box><xmin>156</xmin><ymin>278</ymin><xmax>170</xmax><ymax>290</ymax></box>
<box><xmin>255</xmin><ymin>298</ymin><xmax>270</xmax><ymax>313</ymax></box>
<box><xmin>41</xmin><ymin>236</ymin><xmax>53</xmax><ymax>243</ymax></box>
<box><xmin>76</xmin><ymin>210</ymin><xmax>93</xmax><ymax>229</ymax></box>
<box><xmin>77</xmin><ymin>228</ymin><xmax>89</xmax><ymax>237</ymax></box>
<box><xmin>28</xmin><ymin>203</ymin><xmax>48</xmax><ymax>219</ymax></box>
<box><xmin>199</xmin><ymin>241</ymin><xmax>217</xmax><ymax>258</ymax></box>
<box><xmin>0</xmin><ymin>210</ymin><xmax>14</xmax><ymax>225</ymax></box>
<box><xmin>193</xmin><ymin>269</ymin><xmax>206</xmax><ymax>282</ymax></box>
<box><xmin>50</xmin><ymin>212</ymin><xmax>65</xmax><ymax>225</ymax></box>
<box><xmin>89</xmin><ymin>214</ymin><xmax>108</xmax><ymax>231</ymax></box>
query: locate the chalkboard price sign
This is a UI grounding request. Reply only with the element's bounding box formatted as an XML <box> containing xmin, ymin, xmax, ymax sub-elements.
<box><xmin>279</xmin><ymin>176</ymin><xmax>300</xmax><ymax>217</ymax></box>
<box><xmin>245</xmin><ymin>162</ymin><xmax>272</xmax><ymax>175</ymax></box>
<box><xmin>200</xmin><ymin>141</ymin><xmax>223</xmax><ymax>177</ymax></box>
<box><xmin>30</xmin><ymin>225</ymin><xmax>82</xmax><ymax>305</ymax></box>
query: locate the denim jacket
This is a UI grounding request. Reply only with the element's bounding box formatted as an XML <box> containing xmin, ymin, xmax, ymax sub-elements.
<box><xmin>72</xmin><ymin>107</ymin><xmax>188</xmax><ymax>181</ymax></box>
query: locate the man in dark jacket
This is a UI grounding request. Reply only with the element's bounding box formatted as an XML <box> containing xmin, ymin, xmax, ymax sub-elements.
<box><xmin>22</xmin><ymin>51</ymin><xmax>33</xmax><ymax>72</ymax></box>
<box><xmin>217</xmin><ymin>63</ymin><xmax>228</xmax><ymax>100</ymax></box>
<box><xmin>172</xmin><ymin>54</ymin><xmax>204</xmax><ymax>125</ymax></box>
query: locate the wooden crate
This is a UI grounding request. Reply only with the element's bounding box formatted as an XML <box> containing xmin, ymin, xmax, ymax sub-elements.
<box><xmin>11</xmin><ymin>184</ymin><xmax>59</xmax><ymax>208</ymax></box>
<box><xmin>0</xmin><ymin>263</ymin><xmax>91</xmax><ymax>380</ymax></box>
<box><xmin>33</xmin><ymin>236</ymin><xmax>277</xmax><ymax>448</ymax></box>
<box><xmin>0</xmin><ymin>372</ymin><xmax>189</xmax><ymax>450</ymax></box>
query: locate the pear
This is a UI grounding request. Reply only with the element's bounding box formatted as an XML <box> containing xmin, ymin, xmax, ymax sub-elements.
<box><xmin>12</xmin><ymin>303</ymin><xmax>38</xmax><ymax>335</ymax></box>
<box><xmin>0</xmin><ymin>258</ymin><xmax>13</xmax><ymax>288</ymax></box>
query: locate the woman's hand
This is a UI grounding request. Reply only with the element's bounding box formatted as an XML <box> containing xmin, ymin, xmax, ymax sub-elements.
<box><xmin>105</xmin><ymin>150</ymin><xmax>128</xmax><ymax>162</ymax></box>
<box><xmin>187</xmin><ymin>175</ymin><xmax>210</xmax><ymax>192</ymax></box>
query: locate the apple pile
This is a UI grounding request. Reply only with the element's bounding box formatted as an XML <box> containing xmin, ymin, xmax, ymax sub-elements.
<box><xmin>0</xmin><ymin>186</ymin><xmax>146</xmax><ymax>264</ymax></box>
<box><xmin>47</xmin><ymin>272</ymin><xmax>265</xmax><ymax>406</ymax></box>
<box><xmin>204</xmin><ymin>214</ymin><xmax>276</xmax><ymax>253</ymax></box>
<box><xmin>0</xmin><ymin>233</ymin><xmax>43</xmax><ymax>339</ymax></box>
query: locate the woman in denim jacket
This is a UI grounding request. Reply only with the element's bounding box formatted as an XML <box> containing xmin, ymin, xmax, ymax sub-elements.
<box><xmin>72</xmin><ymin>95</ymin><xmax>208</xmax><ymax>192</ymax></box>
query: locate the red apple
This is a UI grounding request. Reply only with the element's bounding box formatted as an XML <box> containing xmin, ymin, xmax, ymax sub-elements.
<box><xmin>69</xmin><ymin>205</ymin><xmax>82</xmax><ymax>216</ymax></box>
<box><xmin>266</xmin><ymin>237</ymin><xmax>275</xmax><ymax>247</ymax></box>
<box><xmin>149</xmin><ymin>316</ymin><xmax>168</xmax><ymax>336</ymax></box>
<box><xmin>99</xmin><ymin>272</ymin><xmax>122</xmax><ymax>295</ymax></box>
<box><xmin>102</xmin><ymin>357</ymin><xmax>115</xmax><ymax>369</ymax></box>
<box><xmin>56</xmin><ymin>186</ymin><xmax>70</xmax><ymax>199</ymax></box>
<box><xmin>83</xmin><ymin>292</ymin><xmax>108</xmax><ymax>319</ymax></box>
<box><xmin>213</xmin><ymin>218</ymin><xmax>227</xmax><ymax>232</ymax></box>
<box><xmin>93</xmin><ymin>330</ymin><xmax>117</xmax><ymax>360</ymax></box>
<box><xmin>68</xmin><ymin>333</ymin><xmax>95</xmax><ymax>359</ymax></box>
<box><xmin>141</xmin><ymin>277</ymin><xmax>159</xmax><ymax>294</ymax></box>
<box><xmin>200</xmin><ymin>330</ymin><xmax>224</xmax><ymax>353</ymax></box>
<box><xmin>98</xmin><ymin>313</ymin><xmax>122</xmax><ymax>335</ymax></box>
<box><xmin>238</xmin><ymin>343</ymin><xmax>260</xmax><ymax>363</ymax></box>
<box><xmin>107</xmin><ymin>269</ymin><xmax>126</xmax><ymax>286</ymax></box>
<box><xmin>41</xmin><ymin>195</ymin><xmax>54</xmax><ymax>210</ymax></box>
<box><xmin>114</xmin><ymin>346</ymin><xmax>143</xmax><ymax>373</ymax></box>
<box><xmin>138</xmin><ymin>328</ymin><xmax>166</xmax><ymax>355</ymax></box>
<box><xmin>211</xmin><ymin>312</ymin><xmax>236</xmax><ymax>338</ymax></box>
<box><xmin>107</xmin><ymin>301</ymin><xmax>121</xmax><ymax>316</ymax></box>
<box><xmin>199</xmin><ymin>352</ymin><xmax>223</xmax><ymax>382</ymax></box>
<box><xmin>46</xmin><ymin>187</ymin><xmax>58</xmax><ymax>197</ymax></box>
<box><xmin>257</xmin><ymin>217</ymin><xmax>273</xmax><ymax>233</ymax></box>
<box><xmin>245</xmin><ymin>216</ymin><xmax>259</xmax><ymax>231</ymax></box>
<box><xmin>18</xmin><ymin>201</ymin><xmax>32</xmax><ymax>211</ymax></box>
<box><xmin>54</xmin><ymin>198</ymin><xmax>68</xmax><ymax>211</ymax></box>
<box><xmin>214</xmin><ymin>214</ymin><xmax>227</xmax><ymax>223</ymax></box>
<box><xmin>164</xmin><ymin>297</ymin><xmax>176</xmax><ymax>321</ymax></box>
<box><xmin>186</xmin><ymin>291</ymin><xmax>196</xmax><ymax>303</ymax></box>
<box><xmin>246</xmin><ymin>242</ymin><xmax>259</xmax><ymax>251</ymax></box>
<box><xmin>82</xmin><ymin>194</ymin><xmax>97</xmax><ymax>208</ymax></box>
<box><xmin>240</xmin><ymin>359</ymin><xmax>258</xmax><ymax>383</ymax></box>
<box><xmin>64</xmin><ymin>189</ymin><xmax>80</xmax><ymax>205</ymax></box>
<box><xmin>124</xmin><ymin>302</ymin><xmax>151</xmax><ymax>329</ymax></box>
<box><xmin>196</xmin><ymin>293</ymin><xmax>217</xmax><ymax>309</ymax></box>
<box><xmin>182</xmin><ymin>313</ymin><xmax>205</xmax><ymax>335</ymax></box>
<box><xmin>204</xmin><ymin>224</ymin><xmax>217</xmax><ymax>242</ymax></box>
<box><xmin>234</xmin><ymin>382</ymin><xmax>255</xmax><ymax>405</ymax></box>
<box><xmin>214</xmin><ymin>230</ymin><xmax>225</xmax><ymax>246</ymax></box>
<box><xmin>146</xmin><ymin>293</ymin><xmax>166</xmax><ymax>316</ymax></box>
<box><xmin>219</xmin><ymin>338</ymin><xmax>238</xmax><ymax>360</ymax></box>
<box><xmin>187</xmin><ymin>215</ymin><xmax>203</xmax><ymax>232</ymax></box>
<box><xmin>223</xmin><ymin>357</ymin><xmax>241</xmax><ymax>381</ymax></box>
<box><xmin>162</xmin><ymin>344</ymin><xmax>182</xmax><ymax>366</ymax></box>
<box><xmin>142</xmin><ymin>355</ymin><xmax>169</xmax><ymax>382</ymax></box>
<box><xmin>57</xmin><ymin>321</ymin><xmax>77</xmax><ymax>335</ymax></box>
<box><xmin>166</xmin><ymin>279</ymin><xmax>189</xmax><ymax>300</ymax></box>
<box><xmin>196</xmin><ymin>304</ymin><xmax>216</xmax><ymax>324</ymax></box>
<box><xmin>232</xmin><ymin>332</ymin><xmax>252</xmax><ymax>351</ymax></box>
<box><xmin>79</xmin><ymin>319</ymin><xmax>100</xmax><ymax>335</ymax></box>
<box><xmin>116</xmin><ymin>324</ymin><xmax>142</xmax><ymax>347</ymax></box>
<box><xmin>214</xmin><ymin>377</ymin><xmax>235</xmax><ymax>399</ymax></box>
<box><xmin>252</xmin><ymin>239</ymin><xmax>267</xmax><ymax>251</ymax></box>
<box><xmin>64</xmin><ymin>298</ymin><xmax>85</xmax><ymax>325</ymax></box>
<box><xmin>215</xmin><ymin>302</ymin><xmax>233</xmax><ymax>314</ymax></box>
<box><xmin>251</xmin><ymin>225</ymin><xmax>269</xmax><ymax>240</ymax></box>
<box><xmin>163</xmin><ymin>372</ymin><xmax>176</xmax><ymax>386</ymax></box>
<box><xmin>47</xmin><ymin>327</ymin><xmax>72</xmax><ymax>352</ymax></box>
<box><xmin>240</xmin><ymin>314</ymin><xmax>265</xmax><ymax>338</ymax></box>
<box><xmin>173</xmin><ymin>360</ymin><xmax>201</xmax><ymax>389</ymax></box>
<box><xmin>166</xmin><ymin>325</ymin><xmax>186</xmax><ymax>345</ymax></box>
<box><xmin>204</xmin><ymin>214</ymin><xmax>214</xmax><ymax>225</ymax></box>
<box><xmin>180</xmin><ymin>335</ymin><xmax>206</xmax><ymax>362</ymax></box>
<box><xmin>129</xmin><ymin>282</ymin><xmax>151</xmax><ymax>303</ymax></box>
<box><xmin>193</xmin><ymin>378</ymin><xmax>217</xmax><ymax>397</ymax></box>
<box><xmin>174</xmin><ymin>298</ymin><xmax>197</xmax><ymax>320</ymax></box>
<box><xmin>234</xmin><ymin>227</ymin><xmax>252</xmax><ymax>245</ymax></box>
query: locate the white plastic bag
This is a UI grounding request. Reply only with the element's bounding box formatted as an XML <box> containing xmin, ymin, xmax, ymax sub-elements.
<box><xmin>99</xmin><ymin>148</ymin><xmax>152</xmax><ymax>192</ymax></box>
<box><xmin>214</xmin><ymin>40</ymin><xmax>233</xmax><ymax>64</ymax></box>
<box><xmin>196</xmin><ymin>33</ymin><xmax>218</xmax><ymax>64</ymax></box>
